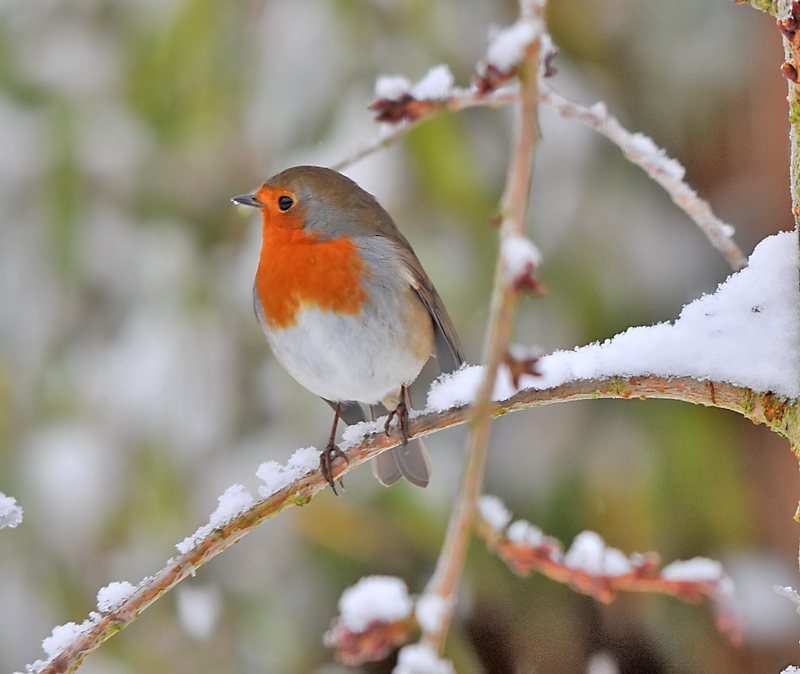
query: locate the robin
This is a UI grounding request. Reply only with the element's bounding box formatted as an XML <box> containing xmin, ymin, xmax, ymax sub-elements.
<box><xmin>232</xmin><ymin>166</ymin><xmax>463</xmax><ymax>492</ymax></box>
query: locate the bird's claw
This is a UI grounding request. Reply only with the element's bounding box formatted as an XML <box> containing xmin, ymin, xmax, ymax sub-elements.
<box><xmin>320</xmin><ymin>443</ymin><xmax>348</xmax><ymax>495</ymax></box>
<box><xmin>383</xmin><ymin>399</ymin><xmax>410</xmax><ymax>446</ymax></box>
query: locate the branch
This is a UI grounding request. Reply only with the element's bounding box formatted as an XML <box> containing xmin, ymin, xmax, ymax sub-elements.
<box><xmin>330</xmin><ymin>88</ymin><xmax>518</xmax><ymax>173</ymax></box>
<box><xmin>539</xmin><ymin>81</ymin><xmax>748</xmax><ymax>271</ymax></box>
<box><xmin>420</xmin><ymin>0</ymin><xmax>545</xmax><ymax>654</ymax></box>
<box><xmin>476</xmin><ymin>498</ymin><xmax>741</xmax><ymax>643</ymax></box>
<box><xmin>778</xmin><ymin>1</ymin><xmax>800</xmax><ymax>241</ymax></box>
<box><xmin>24</xmin><ymin>374</ymin><xmax>795</xmax><ymax>673</ymax></box>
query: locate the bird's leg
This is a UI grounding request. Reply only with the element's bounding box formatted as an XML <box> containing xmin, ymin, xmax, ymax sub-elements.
<box><xmin>320</xmin><ymin>402</ymin><xmax>348</xmax><ymax>495</ymax></box>
<box><xmin>384</xmin><ymin>385</ymin><xmax>410</xmax><ymax>445</ymax></box>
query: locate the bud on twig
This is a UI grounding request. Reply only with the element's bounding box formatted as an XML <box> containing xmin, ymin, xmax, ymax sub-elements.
<box><xmin>782</xmin><ymin>61</ymin><xmax>799</xmax><ymax>82</ymax></box>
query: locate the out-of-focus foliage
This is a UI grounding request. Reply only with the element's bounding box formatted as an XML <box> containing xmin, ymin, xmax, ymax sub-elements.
<box><xmin>0</xmin><ymin>0</ymin><xmax>796</xmax><ymax>673</ymax></box>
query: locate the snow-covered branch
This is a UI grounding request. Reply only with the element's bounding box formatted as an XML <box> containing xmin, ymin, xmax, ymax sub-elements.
<box><xmin>539</xmin><ymin>82</ymin><xmax>748</xmax><ymax>271</ymax></box>
<box><xmin>431</xmin><ymin>232</ymin><xmax>800</xmax><ymax>406</ymax></box>
<box><xmin>322</xmin><ymin>492</ymin><xmax>742</xmax><ymax>666</ymax></box>
<box><xmin>476</xmin><ymin>496</ymin><xmax>741</xmax><ymax>643</ymax></box>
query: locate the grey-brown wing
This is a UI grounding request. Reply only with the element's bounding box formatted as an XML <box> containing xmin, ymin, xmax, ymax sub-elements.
<box><xmin>342</xmin><ymin>195</ymin><xmax>463</xmax><ymax>373</ymax></box>
<box><xmin>400</xmin><ymin>251</ymin><xmax>464</xmax><ymax>374</ymax></box>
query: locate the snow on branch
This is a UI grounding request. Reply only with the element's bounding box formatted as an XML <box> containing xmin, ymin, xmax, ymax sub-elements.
<box><xmin>0</xmin><ymin>491</ymin><xmax>23</xmax><ymax>529</ymax></box>
<box><xmin>323</xmin><ymin>576</ymin><xmax>456</xmax><ymax>669</ymax></box>
<box><xmin>429</xmin><ymin>231</ymin><xmax>800</xmax><ymax>410</ymax></box>
<box><xmin>538</xmin><ymin>81</ymin><xmax>748</xmax><ymax>272</ymax></box>
<box><xmin>332</xmin><ymin>4</ymin><xmax>545</xmax><ymax>172</ymax></box>
<box><xmin>324</xmin><ymin>576</ymin><xmax>416</xmax><ymax>665</ymax></box>
<box><xmin>774</xmin><ymin>584</ymin><xmax>800</xmax><ymax>612</ymax></box>
<box><xmin>368</xmin><ymin>5</ymin><xmax>543</xmax><ymax>126</ymax></box>
<box><xmin>96</xmin><ymin>582</ymin><xmax>136</xmax><ymax>613</ymax></box>
<box><xmin>476</xmin><ymin>496</ymin><xmax>741</xmax><ymax>642</ymax></box>
<box><xmin>500</xmin><ymin>233</ymin><xmax>545</xmax><ymax>294</ymax></box>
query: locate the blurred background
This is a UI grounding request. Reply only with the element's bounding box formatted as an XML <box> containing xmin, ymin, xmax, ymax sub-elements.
<box><xmin>0</xmin><ymin>0</ymin><xmax>797</xmax><ymax>672</ymax></box>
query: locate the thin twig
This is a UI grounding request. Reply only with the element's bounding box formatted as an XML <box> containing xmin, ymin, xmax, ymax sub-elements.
<box><xmin>539</xmin><ymin>81</ymin><xmax>748</xmax><ymax>271</ymax></box>
<box><xmin>420</xmin><ymin>2</ymin><xmax>544</xmax><ymax>654</ymax></box>
<box><xmin>476</xmin><ymin>511</ymin><xmax>740</xmax><ymax>643</ymax></box>
<box><xmin>331</xmin><ymin>88</ymin><xmax>519</xmax><ymax>173</ymax></box>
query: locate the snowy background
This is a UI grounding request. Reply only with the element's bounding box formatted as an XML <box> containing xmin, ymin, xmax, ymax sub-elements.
<box><xmin>0</xmin><ymin>0</ymin><xmax>798</xmax><ymax>673</ymax></box>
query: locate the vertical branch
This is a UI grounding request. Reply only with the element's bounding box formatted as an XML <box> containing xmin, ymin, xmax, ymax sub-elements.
<box><xmin>422</xmin><ymin>2</ymin><xmax>543</xmax><ymax>653</ymax></box>
<box><xmin>772</xmin><ymin>0</ymin><xmax>800</xmax><ymax>570</ymax></box>
<box><xmin>779</xmin><ymin>2</ymin><xmax>800</xmax><ymax>257</ymax></box>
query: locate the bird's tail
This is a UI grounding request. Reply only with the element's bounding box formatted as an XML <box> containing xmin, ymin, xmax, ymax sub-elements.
<box><xmin>372</xmin><ymin>438</ymin><xmax>431</xmax><ymax>488</ymax></box>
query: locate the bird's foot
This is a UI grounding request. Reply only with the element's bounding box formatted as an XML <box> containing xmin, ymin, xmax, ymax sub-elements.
<box><xmin>320</xmin><ymin>442</ymin><xmax>348</xmax><ymax>495</ymax></box>
<box><xmin>384</xmin><ymin>397</ymin><xmax>410</xmax><ymax>446</ymax></box>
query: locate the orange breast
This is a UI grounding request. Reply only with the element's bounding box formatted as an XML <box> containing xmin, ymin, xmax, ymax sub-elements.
<box><xmin>255</xmin><ymin>221</ymin><xmax>368</xmax><ymax>330</ymax></box>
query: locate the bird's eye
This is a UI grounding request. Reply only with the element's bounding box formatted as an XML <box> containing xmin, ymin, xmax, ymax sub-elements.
<box><xmin>278</xmin><ymin>195</ymin><xmax>294</xmax><ymax>211</ymax></box>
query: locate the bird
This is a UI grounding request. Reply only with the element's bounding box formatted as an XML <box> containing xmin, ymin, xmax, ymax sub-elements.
<box><xmin>232</xmin><ymin>165</ymin><xmax>463</xmax><ymax>492</ymax></box>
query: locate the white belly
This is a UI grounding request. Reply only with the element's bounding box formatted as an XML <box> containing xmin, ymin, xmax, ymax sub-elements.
<box><xmin>256</xmin><ymin>289</ymin><xmax>432</xmax><ymax>404</ymax></box>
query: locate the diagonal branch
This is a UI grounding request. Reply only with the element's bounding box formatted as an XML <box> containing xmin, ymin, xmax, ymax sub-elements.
<box><xmin>475</xmin><ymin>504</ymin><xmax>741</xmax><ymax>643</ymax></box>
<box><xmin>538</xmin><ymin>81</ymin><xmax>747</xmax><ymax>271</ymax></box>
<box><xmin>331</xmin><ymin>88</ymin><xmax>519</xmax><ymax>173</ymax></box>
<box><xmin>28</xmin><ymin>373</ymin><xmax>795</xmax><ymax>674</ymax></box>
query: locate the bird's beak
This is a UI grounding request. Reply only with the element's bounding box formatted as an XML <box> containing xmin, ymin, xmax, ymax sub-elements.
<box><xmin>231</xmin><ymin>193</ymin><xmax>263</xmax><ymax>208</ymax></box>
